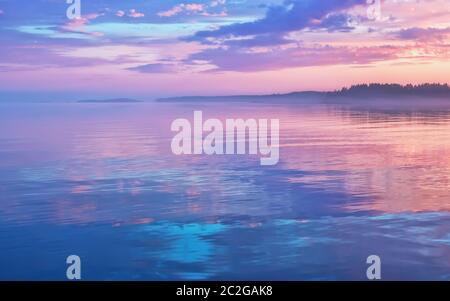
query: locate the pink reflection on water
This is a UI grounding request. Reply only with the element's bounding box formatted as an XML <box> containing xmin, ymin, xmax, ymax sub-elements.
<box><xmin>279</xmin><ymin>105</ymin><xmax>450</xmax><ymax>213</ymax></box>
<box><xmin>2</xmin><ymin>102</ymin><xmax>450</xmax><ymax>226</ymax></box>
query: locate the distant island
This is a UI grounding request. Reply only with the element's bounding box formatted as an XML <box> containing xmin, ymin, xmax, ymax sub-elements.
<box><xmin>329</xmin><ymin>83</ymin><xmax>450</xmax><ymax>98</ymax></box>
<box><xmin>77</xmin><ymin>98</ymin><xmax>142</xmax><ymax>103</ymax></box>
<box><xmin>157</xmin><ymin>83</ymin><xmax>450</xmax><ymax>103</ymax></box>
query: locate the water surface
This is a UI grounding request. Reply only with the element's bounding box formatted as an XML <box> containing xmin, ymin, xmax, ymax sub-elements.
<box><xmin>0</xmin><ymin>101</ymin><xmax>449</xmax><ymax>280</ymax></box>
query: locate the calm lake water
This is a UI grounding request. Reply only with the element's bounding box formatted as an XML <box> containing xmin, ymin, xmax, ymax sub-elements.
<box><xmin>0</xmin><ymin>101</ymin><xmax>450</xmax><ymax>280</ymax></box>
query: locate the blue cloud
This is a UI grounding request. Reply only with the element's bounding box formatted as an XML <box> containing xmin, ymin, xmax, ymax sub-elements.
<box><xmin>393</xmin><ymin>27</ymin><xmax>450</xmax><ymax>41</ymax></box>
<box><xmin>309</xmin><ymin>13</ymin><xmax>357</xmax><ymax>33</ymax></box>
<box><xmin>188</xmin><ymin>0</ymin><xmax>366</xmax><ymax>42</ymax></box>
<box><xmin>127</xmin><ymin>63</ymin><xmax>177</xmax><ymax>73</ymax></box>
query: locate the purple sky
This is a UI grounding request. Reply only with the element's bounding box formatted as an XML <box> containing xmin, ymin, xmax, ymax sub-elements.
<box><xmin>0</xmin><ymin>0</ymin><xmax>449</xmax><ymax>99</ymax></box>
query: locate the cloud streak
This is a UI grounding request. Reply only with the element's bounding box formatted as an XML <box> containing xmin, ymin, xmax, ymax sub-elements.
<box><xmin>393</xmin><ymin>27</ymin><xmax>450</xmax><ymax>42</ymax></box>
<box><xmin>186</xmin><ymin>44</ymin><xmax>401</xmax><ymax>72</ymax></box>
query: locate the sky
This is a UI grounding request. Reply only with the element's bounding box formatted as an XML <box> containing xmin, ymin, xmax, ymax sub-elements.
<box><xmin>0</xmin><ymin>0</ymin><xmax>449</xmax><ymax>100</ymax></box>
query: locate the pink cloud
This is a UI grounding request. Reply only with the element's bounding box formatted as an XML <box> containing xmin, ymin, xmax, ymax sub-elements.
<box><xmin>158</xmin><ymin>1</ymin><xmax>226</xmax><ymax>18</ymax></box>
<box><xmin>210</xmin><ymin>0</ymin><xmax>226</xmax><ymax>7</ymax></box>
<box><xmin>185</xmin><ymin>4</ymin><xmax>204</xmax><ymax>12</ymax></box>
<box><xmin>128</xmin><ymin>9</ymin><xmax>144</xmax><ymax>18</ymax></box>
<box><xmin>64</xmin><ymin>13</ymin><xmax>102</xmax><ymax>27</ymax></box>
<box><xmin>61</xmin><ymin>13</ymin><xmax>104</xmax><ymax>37</ymax></box>
<box><xmin>116</xmin><ymin>10</ymin><xmax>125</xmax><ymax>17</ymax></box>
<box><xmin>158</xmin><ymin>5</ymin><xmax>188</xmax><ymax>17</ymax></box>
<box><xmin>201</xmin><ymin>10</ymin><xmax>227</xmax><ymax>17</ymax></box>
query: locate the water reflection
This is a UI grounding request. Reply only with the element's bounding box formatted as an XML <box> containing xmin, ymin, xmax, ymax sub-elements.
<box><xmin>0</xmin><ymin>101</ymin><xmax>449</xmax><ymax>280</ymax></box>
